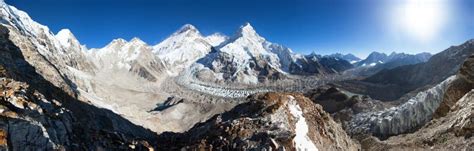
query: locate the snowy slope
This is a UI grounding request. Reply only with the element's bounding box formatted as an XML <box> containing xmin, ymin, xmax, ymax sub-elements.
<box><xmin>89</xmin><ymin>37</ymin><xmax>166</xmax><ymax>79</ymax></box>
<box><xmin>185</xmin><ymin>23</ymin><xmax>353</xmax><ymax>85</ymax></box>
<box><xmin>0</xmin><ymin>1</ymin><xmax>96</xmax><ymax>93</ymax></box>
<box><xmin>153</xmin><ymin>24</ymin><xmax>212</xmax><ymax>74</ymax></box>
<box><xmin>205</xmin><ymin>33</ymin><xmax>228</xmax><ymax>47</ymax></box>
<box><xmin>216</xmin><ymin>23</ymin><xmax>289</xmax><ymax>70</ymax></box>
<box><xmin>191</xmin><ymin>23</ymin><xmax>300</xmax><ymax>84</ymax></box>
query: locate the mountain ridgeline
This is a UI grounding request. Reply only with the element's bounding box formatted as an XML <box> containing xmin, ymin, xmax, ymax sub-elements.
<box><xmin>0</xmin><ymin>0</ymin><xmax>473</xmax><ymax>150</ymax></box>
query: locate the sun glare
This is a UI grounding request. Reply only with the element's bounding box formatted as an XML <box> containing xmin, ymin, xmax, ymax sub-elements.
<box><xmin>396</xmin><ymin>0</ymin><xmax>448</xmax><ymax>42</ymax></box>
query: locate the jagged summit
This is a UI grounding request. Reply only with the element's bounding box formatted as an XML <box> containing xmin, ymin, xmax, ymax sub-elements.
<box><xmin>367</xmin><ymin>51</ymin><xmax>387</xmax><ymax>57</ymax></box>
<box><xmin>103</xmin><ymin>38</ymin><xmax>148</xmax><ymax>49</ymax></box>
<box><xmin>234</xmin><ymin>22</ymin><xmax>262</xmax><ymax>41</ymax></box>
<box><xmin>105</xmin><ymin>38</ymin><xmax>128</xmax><ymax>48</ymax></box>
<box><xmin>467</xmin><ymin>38</ymin><xmax>474</xmax><ymax>44</ymax></box>
<box><xmin>152</xmin><ymin>24</ymin><xmax>211</xmax><ymax>73</ymax></box>
<box><xmin>240</xmin><ymin>22</ymin><xmax>256</xmax><ymax>33</ymax></box>
<box><xmin>174</xmin><ymin>24</ymin><xmax>200</xmax><ymax>35</ymax></box>
<box><xmin>129</xmin><ymin>37</ymin><xmax>147</xmax><ymax>45</ymax></box>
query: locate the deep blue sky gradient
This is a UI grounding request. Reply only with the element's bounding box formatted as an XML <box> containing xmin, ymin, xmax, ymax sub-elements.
<box><xmin>5</xmin><ymin>0</ymin><xmax>474</xmax><ymax>57</ymax></box>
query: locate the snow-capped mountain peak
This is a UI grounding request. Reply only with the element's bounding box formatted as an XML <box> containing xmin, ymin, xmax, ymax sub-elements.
<box><xmin>217</xmin><ymin>23</ymin><xmax>273</xmax><ymax>61</ymax></box>
<box><xmin>105</xmin><ymin>38</ymin><xmax>128</xmax><ymax>49</ymax></box>
<box><xmin>90</xmin><ymin>37</ymin><xmax>156</xmax><ymax>71</ymax></box>
<box><xmin>239</xmin><ymin>23</ymin><xmax>257</xmax><ymax>35</ymax></box>
<box><xmin>55</xmin><ymin>29</ymin><xmax>79</xmax><ymax>48</ymax></box>
<box><xmin>325</xmin><ymin>53</ymin><xmax>362</xmax><ymax>64</ymax></box>
<box><xmin>106</xmin><ymin>38</ymin><xmax>149</xmax><ymax>52</ymax></box>
<box><xmin>233</xmin><ymin>23</ymin><xmax>264</xmax><ymax>42</ymax></box>
<box><xmin>152</xmin><ymin>24</ymin><xmax>212</xmax><ymax>74</ymax></box>
<box><xmin>97</xmin><ymin>37</ymin><xmax>150</xmax><ymax>59</ymax></box>
<box><xmin>174</xmin><ymin>24</ymin><xmax>200</xmax><ymax>36</ymax></box>
<box><xmin>56</xmin><ymin>28</ymin><xmax>74</xmax><ymax>39</ymax></box>
<box><xmin>129</xmin><ymin>37</ymin><xmax>147</xmax><ymax>46</ymax></box>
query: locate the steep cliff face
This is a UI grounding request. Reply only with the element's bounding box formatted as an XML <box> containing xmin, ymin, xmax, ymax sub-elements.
<box><xmin>157</xmin><ymin>93</ymin><xmax>360</xmax><ymax>150</ymax></box>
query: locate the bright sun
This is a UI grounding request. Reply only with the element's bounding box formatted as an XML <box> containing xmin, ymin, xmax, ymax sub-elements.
<box><xmin>396</xmin><ymin>0</ymin><xmax>448</xmax><ymax>41</ymax></box>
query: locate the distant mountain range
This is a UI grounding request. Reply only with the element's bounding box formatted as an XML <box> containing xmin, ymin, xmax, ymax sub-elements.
<box><xmin>338</xmin><ymin>40</ymin><xmax>474</xmax><ymax>101</ymax></box>
<box><xmin>354</xmin><ymin>51</ymin><xmax>432</xmax><ymax>67</ymax></box>
<box><xmin>325</xmin><ymin>53</ymin><xmax>362</xmax><ymax>64</ymax></box>
<box><xmin>325</xmin><ymin>51</ymin><xmax>432</xmax><ymax>68</ymax></box>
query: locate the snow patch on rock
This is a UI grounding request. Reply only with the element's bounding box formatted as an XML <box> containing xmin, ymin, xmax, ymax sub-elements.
<box><xmin>288</xmin><ymin>96</ymin><xmax>319</xmax><ymax>151</ymax></box>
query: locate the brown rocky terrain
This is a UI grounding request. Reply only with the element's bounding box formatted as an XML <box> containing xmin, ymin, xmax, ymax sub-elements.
<box><xmin>157</xmin><ymin>92</ymin><xmax>360</xmax><ymax>150</ymax></box>
<box><xmin>434</xmin><ymin>55</ymin><xmax>474</xmax><ymax>118</ymax></box>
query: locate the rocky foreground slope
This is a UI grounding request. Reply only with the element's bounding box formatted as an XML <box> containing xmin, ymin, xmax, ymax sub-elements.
<box><xmin>0</xmin><ymin>77</ymin><xmax>155</xmax><ymax>150</ymax></box>
<box><xmin>157</xmin><ymin>92</ymin><xmax>359</xmax><ymax>150</ymax></box>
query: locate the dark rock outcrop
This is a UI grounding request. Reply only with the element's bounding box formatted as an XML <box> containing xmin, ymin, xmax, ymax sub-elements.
<box><xmin>305</xmin><ymin>86</ymin><xmax>355</xmax><ymax>113</ymax></box>
<box><xmin>304</xmin><ymin>86</ymin><xmax>386</xmax><ymax>128</ymax></box>
<box><xmin>434</xmin><ymin>55</ymin><xmax>474</xmax><ymax>118</ymax></box>
<box><xmin>291</xmin><ymin>54</ymin><xmax>354</xmax><ymax>75</ymax></box>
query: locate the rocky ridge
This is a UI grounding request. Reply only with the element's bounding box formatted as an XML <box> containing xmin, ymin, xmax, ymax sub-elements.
<box><xmin>157</xmin><ymin>92</ymin><xmax>359</xmax><ymax>150</ymax></box>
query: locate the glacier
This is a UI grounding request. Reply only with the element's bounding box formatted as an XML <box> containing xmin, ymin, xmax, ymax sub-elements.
<box><xmin>347</xmin><ymin>75</ymin><xmax>458</xmax><ymax>138</ymax></box>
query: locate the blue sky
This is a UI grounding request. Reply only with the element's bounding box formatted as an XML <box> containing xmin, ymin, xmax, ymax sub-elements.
<box><xmin>5</xmin><ymin>0</ymin><xmax>474</xmax><ymax>58</ymax></box>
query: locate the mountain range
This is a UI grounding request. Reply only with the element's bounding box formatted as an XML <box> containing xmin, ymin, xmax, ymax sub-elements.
<box><xmin>0</xmin><ymin>1</ymin><xmax>472</xmax><ymax>150</ymax></box>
